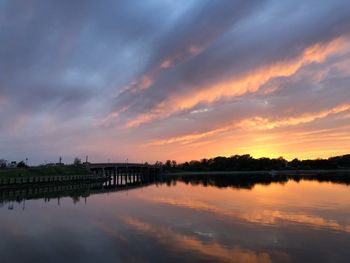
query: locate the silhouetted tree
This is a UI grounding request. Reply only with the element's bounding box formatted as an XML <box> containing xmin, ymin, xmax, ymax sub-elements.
<box><xmin>17</xmin><ymin>161</ymin><xmax>27</xmax><ymax>168</ymax></box>
<box><xmin>155</xmin><ymin>161</ymin><xmax>163</xmax><ymax>166</ymax></box>
<box><xmin>74</xmin><ymin>157</ymin><xmax>82</xmax><ymax>166</ymax></box>
<box><xmin>171</xmin><ymin>160</ymin><xmax>177</xmax><ymax>168</ymax></box>
<box><xmin>168</xmin><ymin>154</ymin><xmax>350</xmax><ymax>172</ymax></box>
<box><xmin>165</xmin><ymin>160</ymin><xmax>172</xmax><ymax>170</ymax></box>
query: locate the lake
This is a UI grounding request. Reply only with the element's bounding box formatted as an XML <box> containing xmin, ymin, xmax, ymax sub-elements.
<box><xmin>0</xmin><ymin>175</ymin><xmax>350</xmax><ymax>262</ymax></box>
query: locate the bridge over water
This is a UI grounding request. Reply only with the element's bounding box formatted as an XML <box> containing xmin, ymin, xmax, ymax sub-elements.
<box><xmin>85</xmin><ymin>162</ymin><xmax>162</xmax><ymax>185</ymax></box>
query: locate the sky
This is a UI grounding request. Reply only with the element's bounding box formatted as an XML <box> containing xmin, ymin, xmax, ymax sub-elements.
<box><xmin>1</xmin><ymin>0</ymin><xmax>350</xmax><ymax>165</ymax></box>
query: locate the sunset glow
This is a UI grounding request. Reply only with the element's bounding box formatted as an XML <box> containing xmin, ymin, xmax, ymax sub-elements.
<box><xmin>1</xmin><ymin>1</ymin><xmax>350</xmax><ymax>164</ymax></box>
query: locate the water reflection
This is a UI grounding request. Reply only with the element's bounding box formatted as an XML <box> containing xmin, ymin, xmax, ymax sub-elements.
<box><xmin>0</xmin><ymin>174</ymin><xmax>350</xmax><ymax>262</ymax></box>
<box><xmin>164</xmin><ymin>172</ymin><xmax>350</xmax><ymax>189</ymax></box>
<box><xmin>123</xmin><ymin>217</ymin><xmax>273</xmax><ymax>263</ymax></box>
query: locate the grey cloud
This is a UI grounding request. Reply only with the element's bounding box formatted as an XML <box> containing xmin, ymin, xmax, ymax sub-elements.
<box><xmin>1</xmin><ymin>0</ymin><xmax>212</xmax><ymax>162</ymax></box>
<box><xmin>111</xmin><ymin>0</ymin><xmax>350</xmax><ymax>122</ymax></box>
<box><xmin>1</xmin><ymin>0</ymin><xmax>350</xmax><ymax>162</ymax></box>
<box><xmin>257</xmin><ymin>55</ymin><xmax>350</xmax><ymax>116</ymax></box>
<box><xmin>112</xmin><ymin>0</ymin><xmax>264</xmax><ymax>115</ymax></box>
<box><xmin>141</xmin><ymin>50</ymin><xmax>350</xmax><ymax>142</ymax></box>
<box><xmin>0</xmin><ymin>0</ymin><xmax>184</xmax><ymax>118</ymax></box>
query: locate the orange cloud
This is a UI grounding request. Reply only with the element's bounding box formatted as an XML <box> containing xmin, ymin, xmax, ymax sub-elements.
<box><xmin>146</xmin><ymin>103</ymin><xmax>350</xmax><ymax>147</ymax></box>
<box><xmin>126</xmin><ymin>37</ymin><xmax>349</xmax><ymax>127</ymax></box>
<box><xmin>160</xmin><ymin>59</ymin><xmax>172</xmax><ymax>69</ymax></box>
<box><xmin>121</xmin><ymin>74</ymin><xmax>155</xmax><ymax>94</ymax></box>
<box><xmin>147</xmin><ymin>127</ymin><xmax>229</xmax><ymax>146</ymax></box>
<box><xmin>95</xmin><ymin>106</ymin><xmax>129</xmax><ymax>127</ymax></box>
<box><xmin>159</xmin><ymin>45</ymin><xmax>203</xmax><ymax>69</ymax></box>
<box><xmin>125</xmin><ymin>102</ymin><xmax>166</xmax><ymax>128</ymax></box>
<box><xmin>121</xmin><ymin>44</ymin><xmax>206</xmax><ymax>96</ymax></box>
<box><xmin>188</xmin><ymin>45</ymin><xmax>202</xmax><ymax>55</ymax></box>
<box><xmin>237</xmin><ymin>104</ymin><xmax>350</xmax><ymax>131</ymax></box>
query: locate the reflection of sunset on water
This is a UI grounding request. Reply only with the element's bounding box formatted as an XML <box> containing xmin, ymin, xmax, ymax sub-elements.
<box><xmin>1</xmin><ymin>177</ymin><xmax>350</xmax><ymax>262</ymax></box>
<box><xmin>131</xmin><ymin>180</ymin><xmax>350</xmax><ymax>233</ymax></box>
<box><xmin>123</xmin><ymin>217</ymin><xmax>273</xmax><ymax>263</ymax></box>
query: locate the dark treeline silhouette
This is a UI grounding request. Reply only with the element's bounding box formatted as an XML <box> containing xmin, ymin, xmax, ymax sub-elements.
<box><xmin>164</xmin><ymin>154</ymin><xmax>350</xmax><ymax>172</ymax></box>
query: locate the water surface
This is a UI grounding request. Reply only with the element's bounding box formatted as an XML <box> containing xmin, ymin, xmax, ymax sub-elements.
<box><xmin>1</xmin><ymin>176</ymin><xmax>350</xmax><ymax>262</ymax></box>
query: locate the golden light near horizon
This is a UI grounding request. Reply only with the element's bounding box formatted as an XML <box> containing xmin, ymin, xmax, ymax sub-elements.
<box><xmin>0</xmin><ymin>0</ymin><xmax>349</xmax><ymax>164</ymax></box>
<box><xmin>119</xmin><ymin>37</ymin><xmax>350</xmax><ymax>163</ymax></box>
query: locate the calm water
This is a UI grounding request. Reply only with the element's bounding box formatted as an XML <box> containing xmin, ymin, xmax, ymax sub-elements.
<box><xmin>1</xmin><ymin>176</ymin><xmax>350</xmax><ymax>262</ymax></box>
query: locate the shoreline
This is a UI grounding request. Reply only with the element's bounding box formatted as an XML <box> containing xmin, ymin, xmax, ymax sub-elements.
<box><xmin>164</xmin><ymin>169</ymin><xmax>350</xmax><ymax>176</ymax></box>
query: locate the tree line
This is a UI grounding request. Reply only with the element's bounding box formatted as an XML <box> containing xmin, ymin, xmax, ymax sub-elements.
<box><xmin>163</xmin><ymin>154</ymin><xmax>350</xmax><ymax>171</ymax></box>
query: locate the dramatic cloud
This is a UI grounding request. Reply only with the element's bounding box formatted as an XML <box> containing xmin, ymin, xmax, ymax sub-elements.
<box><xmin>0</xmin><ymin>0</ymin><xmax>350</xmax><ymax>163</ymax></box>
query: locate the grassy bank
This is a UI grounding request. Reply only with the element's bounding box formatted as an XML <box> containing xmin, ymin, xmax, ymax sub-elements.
<box><xmin>0</xmin><ymin>165</ymin><xmax>91</xmax><ymax>178</ymax></box>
